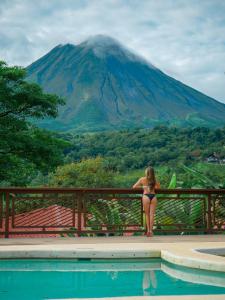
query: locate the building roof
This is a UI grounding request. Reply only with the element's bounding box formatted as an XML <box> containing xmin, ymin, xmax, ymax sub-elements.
<box><xmin>0</xmin><ymin>204</ymin><xmax>138</xmax><ymax>238</ymax></box>
<box><xmin>1</xmin><ymin>205</ymin><xmax>77</xmax><ymax>238</ymax></box>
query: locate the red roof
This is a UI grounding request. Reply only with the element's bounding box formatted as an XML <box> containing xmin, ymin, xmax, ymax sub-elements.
<box><xmin>1</xmin><ymin>205</ymin><xmax>80</xmax><ymax>238</ymax></box>
<box><xmin>0</xmin><ymin>204</ymin><xmax>139</xmax><ymax>238</ymax></box>
<box><xmin>14</xmin><ymin>204</ymin><xmax>74</xmax><ymax>227</ymax></box>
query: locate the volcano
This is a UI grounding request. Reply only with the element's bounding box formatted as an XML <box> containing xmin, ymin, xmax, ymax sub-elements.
<box><xmin>26</xmin><ymin>35</ymin><xmax>225</xmax><ymax>131</ymax></box>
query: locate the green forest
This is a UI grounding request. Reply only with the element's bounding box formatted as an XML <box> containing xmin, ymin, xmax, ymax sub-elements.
<box><xmin>1</xmin><ymin>61</ymin><xmax>225</xmax><ymax>189</ymax></box>
<box><xmin>59</xmin><ymin>126</ymin><xmax>225</xmax><ymax>188</ymax></box>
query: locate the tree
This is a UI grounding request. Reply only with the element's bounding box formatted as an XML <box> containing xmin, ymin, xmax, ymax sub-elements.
<box><xmin>0</xmin><ymin>61</ymin><xmax>68</xmax><ymax>185</ymax></box>
<box><xmin>48</xmin><ymin>157</ymin><xmax>115</xmax><ymax>187</ymax></box>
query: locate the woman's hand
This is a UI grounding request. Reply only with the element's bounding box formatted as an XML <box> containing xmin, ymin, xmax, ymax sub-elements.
<box><xmin>155</xmin><ymin>182</ymin><xmax>160</xmax><ymax>189</ymax></box>
<box><xmin>132</xmin><ymin>178</ymin><xmax>142</xmax><ymax>188</ymax></box>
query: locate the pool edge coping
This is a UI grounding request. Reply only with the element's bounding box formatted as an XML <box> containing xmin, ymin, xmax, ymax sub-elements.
<box><xmin>0</xmin><ymin>241</ymin><xmax>225</xmax><ymax>272</ymax></box>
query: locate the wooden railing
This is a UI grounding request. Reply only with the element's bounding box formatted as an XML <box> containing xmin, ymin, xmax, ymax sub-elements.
<box><xmin>0</xmin><ymin>188</ymin><xmax>224</xmax><ymax>238</ymax></box>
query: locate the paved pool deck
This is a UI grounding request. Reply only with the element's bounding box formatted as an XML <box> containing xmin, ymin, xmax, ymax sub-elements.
<box><xmin>0</xmin><ymin>235</ymin><xmax>225</xmax><ymax>272</ymax></box>
<box><xmin>1</xmin><ymin>234</ymin><xmax>224</xmax><ymax>245</ymax></box>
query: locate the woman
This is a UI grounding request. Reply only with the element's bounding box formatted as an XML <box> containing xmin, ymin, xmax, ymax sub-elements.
<box><xmin>132</xmin><ymin>166</ymin><xmax>160</xmax><ymax>237</ymax></box>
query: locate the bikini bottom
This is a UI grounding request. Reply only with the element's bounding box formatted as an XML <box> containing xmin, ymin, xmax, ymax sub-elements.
<box><xmin>143</xmin><ymin>193</ymin><xmax>156</xmax><ymax>201</ymax></box>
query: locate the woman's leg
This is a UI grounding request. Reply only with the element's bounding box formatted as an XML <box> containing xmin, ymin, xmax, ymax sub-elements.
<box><xmin>142</xmin><ymin>195</ymin><xmax>150</xmax><ymax>233</ymax></box>
<box><xmin>149</xmin><ymin>197</ymin><xmax>157</xmax><ymax>235</ymax></box>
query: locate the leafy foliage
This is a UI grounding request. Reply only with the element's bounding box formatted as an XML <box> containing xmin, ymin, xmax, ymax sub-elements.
<box><xmin>0</xmin><ymin>61</ymin><xmax>69</xmax><ymax>186</ymax></box>
<box><xmin>48</xmin><ymin>157</ymin><xmax>115</xmax><ymax>187</ymax></box>
<box><xmin>63</xmin><ymin>126</ymin><xmax>225</xmax><ymax>173</ymax></box>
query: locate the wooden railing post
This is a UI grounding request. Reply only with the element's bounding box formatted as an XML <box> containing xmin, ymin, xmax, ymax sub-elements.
<box><xmin>77</xmin><ymin>192</ymin><xmax>82</xmax><ymax>237</ymax></box>
<box><xmin>206</xmin><ymin>193</ymin><xmax>212</xmax><ymax>233</ymax></box>
<box><xmin>0</xmin><ymin>192</ymin><xmax>3</xmax><ymax>230</ymax></box>
<box><xmin>4</xmin><ymin>191</ymin><xmax>10</xmax><ymax>238</ymax></box>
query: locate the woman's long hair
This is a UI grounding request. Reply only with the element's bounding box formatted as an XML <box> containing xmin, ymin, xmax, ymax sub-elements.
<box><xmin>145</xmin><ymin>166</ymin><xmax>156</xmax><ymax>190</ymax></box>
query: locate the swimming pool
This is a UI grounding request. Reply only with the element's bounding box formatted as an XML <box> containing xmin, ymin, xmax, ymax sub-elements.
<box><xmin>0</xmin><ymin>258</ymin><xmax>225</xmax><ymax>299</ymax></box>
<box><xmin>197</xmin><ymin>248</ymin><xmax>225</xmax><ymax>257</ymax></box>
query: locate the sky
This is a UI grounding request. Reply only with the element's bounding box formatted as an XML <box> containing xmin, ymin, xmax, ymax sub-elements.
<box><xmin>0</xmin><ymin>0</ymin><xmax>225</xmax><ymax>103</ymax></box>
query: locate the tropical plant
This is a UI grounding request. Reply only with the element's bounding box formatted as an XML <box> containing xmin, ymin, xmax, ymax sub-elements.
<box><xmin>182</xmin><ymin>165</ymin><xmax>225</xmax><ymax>188</ymax></box>
<box><xmin>155</xmin><ymin>172</ymin><xmax>204</xmax><ymax>234</ymax></box>
<box><xmin>0</xmin><ymin>60</ymin><xmax>68</xmax><ymax>186</ymax></box>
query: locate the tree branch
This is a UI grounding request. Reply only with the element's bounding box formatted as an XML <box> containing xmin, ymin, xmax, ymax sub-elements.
<box><xmin>0</xmin><ymin>104</ymin><xmax>30</xmax><ymax>118</ymax></box>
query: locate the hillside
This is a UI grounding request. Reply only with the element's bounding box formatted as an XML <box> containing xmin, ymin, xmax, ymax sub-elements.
<box><xmin>61</xmin><ymin>126</ymin><xmax>225</xmax><ymax>172</ymax></box>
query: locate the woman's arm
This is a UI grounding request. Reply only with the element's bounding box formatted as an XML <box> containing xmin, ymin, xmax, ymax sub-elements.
<box><xmin>155</xmin><ymin>182</ymin><xmax>160</xmax><ymax>189</ymax></box>
<box><xmin>132</xmin><ymin>178</ymin><xmax>142</xmax><ymax>188</ymax></box>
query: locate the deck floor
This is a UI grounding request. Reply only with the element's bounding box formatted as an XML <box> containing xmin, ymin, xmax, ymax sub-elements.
<box><xmin>0</xmin><ymin>234</ymin><xmax>224</xmax><ymax>245</ymax></box>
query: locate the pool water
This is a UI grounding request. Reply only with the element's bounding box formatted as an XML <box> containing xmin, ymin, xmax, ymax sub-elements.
<box><xmin>197</xmin><ymin>248</ymin><xmax>225</xmax><ymax>257</ymax></box>
<box><xmin>0</xmin><ymin>258</ymin><xmax>225</xmax><ymax>299</ymax></box>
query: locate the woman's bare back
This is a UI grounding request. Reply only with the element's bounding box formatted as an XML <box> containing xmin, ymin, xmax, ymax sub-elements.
<box><xmin>139</xmin><ymin>177</ymin><xmax>160</xmax><ymax>194</ymax></box>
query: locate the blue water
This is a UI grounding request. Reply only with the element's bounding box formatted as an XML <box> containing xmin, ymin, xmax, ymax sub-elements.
<box><xmin>0</xmin><ymin>258</ymin><xmax>225</xmax><ymax>299</ymax></box>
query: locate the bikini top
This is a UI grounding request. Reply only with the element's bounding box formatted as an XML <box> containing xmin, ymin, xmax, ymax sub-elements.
<box><xmin>142</xmin><ymin>182</ymin><xmax>160</xmax><ymax>188</ymax></box>
<box><xmin>142</xmin><ymin>185</ymin><xmax>154</xmax><ymax>193</ymax></box>
<box><xmin>142</xmin><ymin>182</ymin><xmax>160</xmax><ymax>193</ymax></box>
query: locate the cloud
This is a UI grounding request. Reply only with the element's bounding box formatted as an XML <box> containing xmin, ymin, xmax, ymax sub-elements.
<box><xmin>0</xmin><ymin>0</ymin><xmax>225</xmax><ymax>103</ymax></box>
